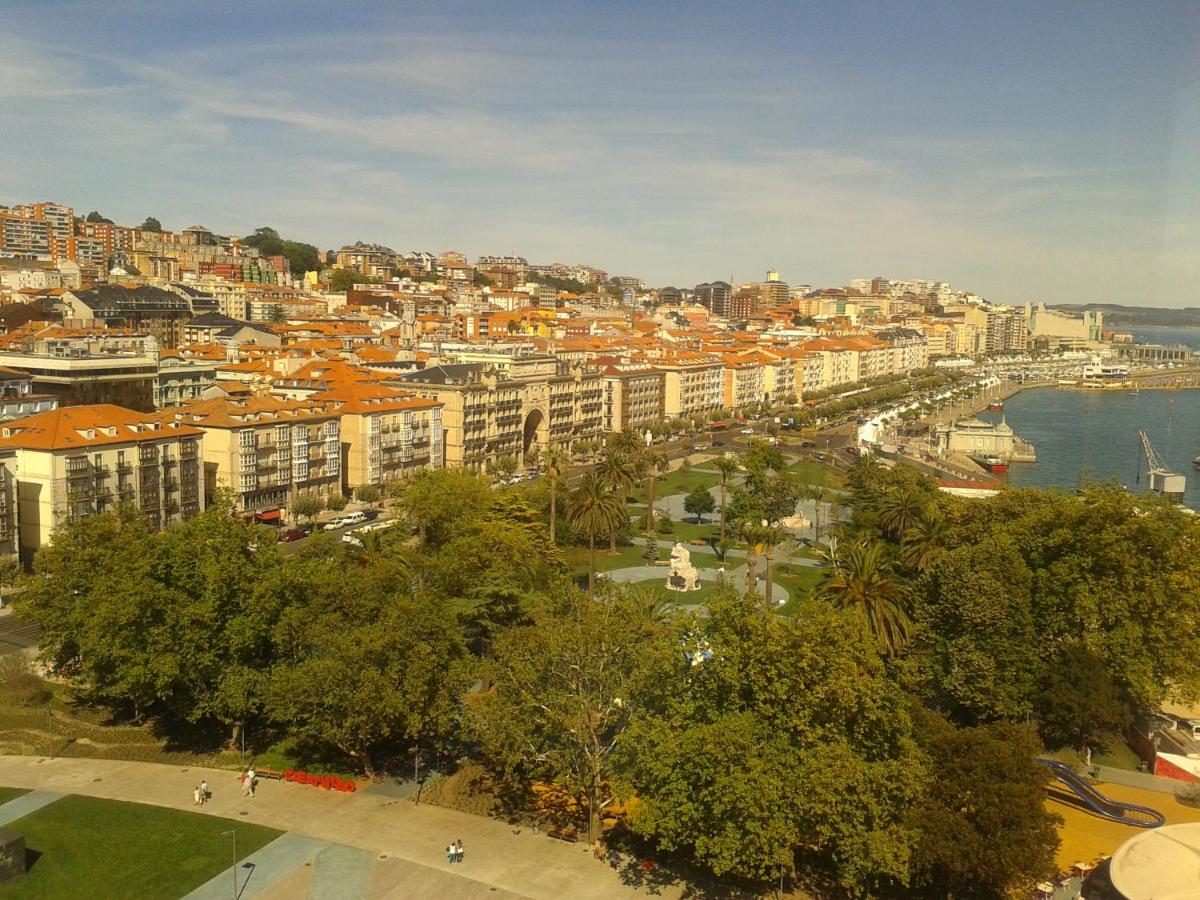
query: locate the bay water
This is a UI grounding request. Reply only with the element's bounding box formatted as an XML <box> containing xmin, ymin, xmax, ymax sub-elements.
<box><xmin>979</xmin><ymin>387</ymin><xmax>1200</xmax><ymax>508</ymax></box>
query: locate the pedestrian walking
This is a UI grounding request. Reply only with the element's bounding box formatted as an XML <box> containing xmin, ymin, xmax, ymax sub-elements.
<box><xmin>455</xmin><ymin>840</ymin><xmax>464</xmax><ymax>863</ymax></box>
<box><xmin>200</xmin><ymin>779</ymin><xmax>209</xmax><ymax>804</ymax></box>
<box><xmin>247</xmin><ymin>767</ymin><xmax>257</xmax><ymax>797</ymax></box>
<box><xmin>446</xmin><ymin>842</ymin><xmax>456</xmax><ymax>864</ymax></box>
<box><xmin>242</xmin><ymin>771</ymin><xmax>253</xmax><ymax>797</ymax></box>
<box><xmin>193</xmin><ymin>786</ymin><xmax>201</xmax><ymax>806</ymax></box>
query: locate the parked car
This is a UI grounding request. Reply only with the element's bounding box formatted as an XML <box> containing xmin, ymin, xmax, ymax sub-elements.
<box><xmin>324</xmin><ymin>511</ymin><xmax>367</xmax><ymax>531</ymax></box>
<box><xmin>740</xmin><ymin>427</ymin><xmax>755</xmax><ymax>435</ymax></box>
<box><xmin>277</xmin><ymin>528</ymin><xmax>308</xmax><ymax>543</ymax></box>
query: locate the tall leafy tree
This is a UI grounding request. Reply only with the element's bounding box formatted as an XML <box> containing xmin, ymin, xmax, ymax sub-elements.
<box><xmin>621</xmin><ymin>593</ymin><xmax>925</xmax><ymax>892</ymax></box>
<box><xmin>401</xmin><ymin>468</ymin><xmax>492</xmax><ymax>547</ymax></box>
<box><xmin>268</xmin><ymin>584</ymin><xmax>468</xmax><ymax>776</ymax></box>
<box><xmin>1037</xmin><ymin>644</ymin><xmax>1130</xmax><ymax>752</ymax></box>
<box><xmin>682</xmin><ymin>484</ymin><xmax>715</xmax><ymax>523</ymax></box>
<box><xmin>470</xmin><ymin>587</ymin><xmax>670</xmax><ymax>842</ymax></box>
<box><xmin>906</xmin><ymin>710</ymin><xmax>1060</xmax><ymax>897</ymax></box>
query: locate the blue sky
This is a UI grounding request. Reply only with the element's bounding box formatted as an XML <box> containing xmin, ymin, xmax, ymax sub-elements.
<box><xmin>3</xmin><ymin>0</ymin><xmax>1198</xmax><ymax>305</ymax></box>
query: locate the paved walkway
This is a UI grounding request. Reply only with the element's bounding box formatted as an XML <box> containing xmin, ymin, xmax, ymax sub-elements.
<box><xmin>0</xmin><ymin>756</ymin><xmax>685</xmax><ymax>900</ymax></box>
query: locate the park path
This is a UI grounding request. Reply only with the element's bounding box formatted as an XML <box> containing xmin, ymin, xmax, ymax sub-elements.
<box><xmin>0</xmin><ymin>756</ymin><xmax>685</xmax><ymax>900</ymax></box>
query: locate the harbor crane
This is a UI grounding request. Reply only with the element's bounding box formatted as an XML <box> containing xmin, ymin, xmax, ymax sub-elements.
<box><xmin>1138</xmin><ymin>430</ymin><xmax>1186</xmax><ymax>498</ymax></box>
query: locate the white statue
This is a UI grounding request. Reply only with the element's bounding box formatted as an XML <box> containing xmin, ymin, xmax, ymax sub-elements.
<box><xmin>666</xmin><ymin>542</ymin><xmax>701</xmax><ymax>592</ymax></box>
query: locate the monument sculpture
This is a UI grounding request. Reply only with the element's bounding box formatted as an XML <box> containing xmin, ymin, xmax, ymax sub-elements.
<box><xmin>666</xmin><ymin>542</ymin><xmax>701</xmax><ymax>592</ymax></box>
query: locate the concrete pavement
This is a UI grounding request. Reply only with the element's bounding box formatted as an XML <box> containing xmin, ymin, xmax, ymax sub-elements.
<box><xmin>0</xmin><ymin>755</ymin><xmax>687</xmax><ymax>900</ymax></box>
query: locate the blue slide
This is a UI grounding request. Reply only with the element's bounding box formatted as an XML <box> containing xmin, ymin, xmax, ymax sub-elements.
<box><xmin>1036</xmin><ymin>758</ymin><xmax>1165</xmax><ymax>828</ymax></box>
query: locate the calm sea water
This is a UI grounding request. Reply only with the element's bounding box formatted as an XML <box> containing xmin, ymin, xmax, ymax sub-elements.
<box><xmin>1127</xmin><ymin>325</ymin><xmax>1200</xmax><ymax>350</ymax></box>
<box><xmin>980</xmin><ymin>388</ymin><xmax>1200</xmax><ymax>508</ymax></box>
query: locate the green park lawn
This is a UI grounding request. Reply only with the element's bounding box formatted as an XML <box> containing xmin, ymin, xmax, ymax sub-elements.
<box><xmin>0</xmin><ymin>787</ymin><xmax>28</xmax><ymax>806</ymax></box>
<box><xmin>1</xmin><ymin>794</ymin><xmax>281</xmax><ymax>900</ymax></box>
<box><xmin>783</xmin><ymin>458</ymin><xmax>845</xmax><ymax>489</ymax></box>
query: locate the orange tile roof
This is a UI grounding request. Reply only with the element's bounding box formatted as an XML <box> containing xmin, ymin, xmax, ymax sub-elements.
<box><xmin>0</xmin><ymin>405</ymin><xmax>204</xmax><ymax>451</ymax></box>
<box><xmin>310</xmin><ymin>382</ymin><xmax>440</xmax><ymax>415</ymax></box>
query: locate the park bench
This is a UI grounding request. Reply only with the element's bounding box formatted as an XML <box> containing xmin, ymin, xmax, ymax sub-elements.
<box><xmin>545</xmin><ymin>827</ymin><xmax>579</xmax><ymax>843</ymax></box>
<box><xmin>254</xmin><ymin>767</ymin><xmax>284</xmax><ymax>781</ymax></box>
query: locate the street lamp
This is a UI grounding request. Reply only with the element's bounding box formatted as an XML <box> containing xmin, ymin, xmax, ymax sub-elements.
<box><xmin>221</xmin><ymin>830</ymin><xmax>237</xmax><ymax>900</ymax></box>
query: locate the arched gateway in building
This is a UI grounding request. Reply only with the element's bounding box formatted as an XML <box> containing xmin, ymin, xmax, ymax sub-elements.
<box><xmin>522</xmin><ymin>407</ymin><xmax>546</xmax><ymax>460</ymax></box>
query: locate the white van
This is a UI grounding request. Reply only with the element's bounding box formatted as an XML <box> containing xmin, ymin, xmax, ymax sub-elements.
<box><xmin>324</xmin><ymin>511</ymin><xmax>367</xmax><ymax>530</ymax></box>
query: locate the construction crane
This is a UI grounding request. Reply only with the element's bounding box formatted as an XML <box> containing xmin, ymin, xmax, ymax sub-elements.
<box><xmin>1138</xmin><ymin>430</ymin><xmax>1186</xmax><ymax>498</ymax></box>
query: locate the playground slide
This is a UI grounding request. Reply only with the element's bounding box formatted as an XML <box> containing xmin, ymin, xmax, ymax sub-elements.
<box><xmin>1035</xmin><ymin>758</ymin><xmax>1166</xmax><ymax>828</ymax></box>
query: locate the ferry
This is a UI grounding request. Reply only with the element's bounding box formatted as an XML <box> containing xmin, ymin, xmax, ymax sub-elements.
<box><xmin>971</xmin><ymin>453</ymin><xmax>1009</xmax><ymax>474</ymax></box>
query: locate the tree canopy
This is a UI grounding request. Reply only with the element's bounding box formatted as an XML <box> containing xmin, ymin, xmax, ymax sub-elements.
<box><xmin>240</xmin><ymin>226</ymin><xmax>320</xmax><ymax>276</ymax></box>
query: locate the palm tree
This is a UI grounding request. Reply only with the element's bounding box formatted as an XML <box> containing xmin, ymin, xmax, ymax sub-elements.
<box><xmin>817</xmin><ymin>540</ymin><xmax>913</xmax><ymax>657</ymax></box>
<box><xmin>541</xmin><ymin>443</ymin><xmax>568</xmax><ymax>544</ymax></box>
<box><xmin>596</xmin><ymin>450</ymin><xmax>637</xmax><ymax>552</ymax></box>
<box><xmin>642</xmin><ymin>450</ymin><xmax>669</xmax><ymax>535</ymax></box>
<box><xmin>566</xmin><ymin>474</ymin><xmax>625</xmax><ymax>597</ymax></box>
<box><xmin>760</xmin><ymin>524</ymin><xmax>788</xmax><ymax>609</ymax></box>
<box><xmin>900</xmin><ymin>506</ymin><xmax>947</xmax><ymax>572</ymax></box>
<box><xmin>620</xmin><ymin>582</ymin><xmax>674</xmax><ymax>631</ymax></box>
<box><xmin>739</xmin><ymin>521</ymin><xmax>771</xmax><ymax>601</ymax></box>
<box><xmin>808</xmin><ymin>484</ymin><xmax>829</xmax><ymax>545</ymax></box>
<box><xmin>713</xmin><ymin>456</ymin><xmax>740</xmax><ymax>545</ymax></box>
<box><xmin>875</xmin><ymin>486</ymin><xmax>928</xmax><ymax>541</ymax></box>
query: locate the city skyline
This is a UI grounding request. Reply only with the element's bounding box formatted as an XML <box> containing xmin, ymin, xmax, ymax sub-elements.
<box><xmin>3</xmin><ymin>0</ymin><xmax>1198</xmax><ymax>305</ymax></box>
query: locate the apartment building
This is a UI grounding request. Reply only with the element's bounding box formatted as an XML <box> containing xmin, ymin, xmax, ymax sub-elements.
<box><xmin>799</xmin><ymin>338</ymin><xmax>860</xmax><ymax>391</ymax></box>
<box><xmin>155</xmin><ymin>356</ymin><xmax>219</xmax><ymax>408</ymax></box>
<box><xmin>0</xmin><ymin>451</ymin><xmax>17</xmax><ymax>559</ymax></box>
<box><xmin>311</xmin><ymin>383</ymin><xmax>443</xmax><ymax>490</ymax></box>
<box><xmin>0</xmin><ymin>368</ymin><xmax>58</xmax><ymax>422</ymax></box>
<box><xmin>0</xmin><ymin>352</ymin><xmax>158</xmax><ymax>411</ymax></box>
<box><xmin>0</xmin><ymin>213</ymin><xmax>51</xmax><ymax>260</ymax></box>
<box><xmin>162</xmin><ymin>397</ymin><xmax>340</xmax><ymax>515</ymax></box>
<box><xmin>0</xmin><ymin>405</ymin><xmax>205</xmax><ymax>561</ymax></box>
<box><xmin>596</xmin><ymin>360</ymin><xmax>666</xmax><ymax>433</ymax></box>
<box><xmin>654</xmin><ymin>354</ymin><xmax>724</xmax><ymax>419</ymax></box>
<box><xmin>61</xmin><ymin>285</ymin><xmax>195</xmax><ymax>349</ymax></box>
<box><xmin>396</xmin><ymin>359</ymin><xmax>603</xmax><ymax>469</ymax></box>
<box><xmin>963</xmin><ymin>305</ymin><xmax>1028</xmax><ymax>353</ymax></box>
<box><xmin>721</xmin><ymin>355</ymin><xmax>766</xmax><ymax>411</ymax></box>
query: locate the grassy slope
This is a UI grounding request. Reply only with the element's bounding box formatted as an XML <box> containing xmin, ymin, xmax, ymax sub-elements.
<box><xmin>3</xmin><ymin>795</ymin><xmax>281</xmax><ymax>900</ymax></box>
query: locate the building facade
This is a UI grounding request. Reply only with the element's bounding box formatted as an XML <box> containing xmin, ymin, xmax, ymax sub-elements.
<box><xmin>0</xmin><ymin>405</ymin><xmax>205</xmax><ymax>562</ymax></box>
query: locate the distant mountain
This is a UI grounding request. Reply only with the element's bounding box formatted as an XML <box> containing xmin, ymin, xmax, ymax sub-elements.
<box><xmin>1049</xmin><ymin>303</ymin><xmax>1200</xmax><ymax>328</ymax></box>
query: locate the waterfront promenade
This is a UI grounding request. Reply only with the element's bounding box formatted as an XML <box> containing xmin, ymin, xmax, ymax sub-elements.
<box><xmin>0</xmin><ymin>756</ymin><xmax>693</xmax><ymax>899</ymax></box>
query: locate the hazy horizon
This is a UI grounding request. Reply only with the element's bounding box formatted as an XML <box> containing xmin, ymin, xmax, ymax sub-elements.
<box><xmin>3</xmin><ymin>0</ymin><xmax>1198</xmax><ymax>306</ymax></box>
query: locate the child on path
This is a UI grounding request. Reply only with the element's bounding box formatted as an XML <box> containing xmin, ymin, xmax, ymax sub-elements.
<box><xmin>193</xmin><ymin>786</ymin><xmax>201</xmax><ymax>806</ymax></box>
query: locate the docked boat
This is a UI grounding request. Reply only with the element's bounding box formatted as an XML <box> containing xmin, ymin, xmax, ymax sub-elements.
<box><xmin>988</xmin><ymin>401</ymin><xmax>1004</xmax><ymax>412</ymax></box>
<box><xmin>971</xmin><ymin>453</ymin><xmax>1010</xmax><ymax>474</ymax></box>
<box><xmin>1194</xmin><ymin>456</ymin><xmax>1200</xmax><ymax>470</ymax></box>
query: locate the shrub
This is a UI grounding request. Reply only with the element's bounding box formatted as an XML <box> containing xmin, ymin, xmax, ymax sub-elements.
<box><xmin>0</xmin><ymin>655</ymin><xmax>52</xmax><ymax>707</ymax></box>
<box><xmin>325</xmin><ymin>493</ymin><xmax>348</xmax><ymax>512</ymax></box>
